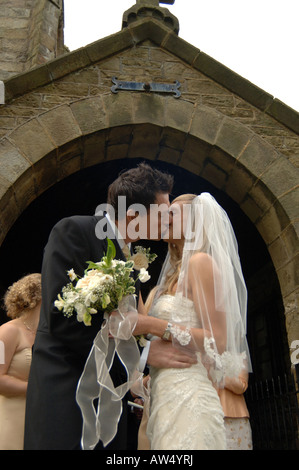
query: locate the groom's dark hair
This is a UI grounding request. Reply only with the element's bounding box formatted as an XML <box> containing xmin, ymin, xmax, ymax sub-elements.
<box><xmin>107</xmin><ymin>162</ymin><xmax>174</xmax><ymax>219</ymax></box>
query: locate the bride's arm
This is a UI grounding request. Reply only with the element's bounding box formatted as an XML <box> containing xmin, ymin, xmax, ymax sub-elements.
<box><xmin>132</xmin><ymin>297</ymin><xmax>198</xmax><ymax>369</ymax></box>
<box><xmin>0</xmin><ymin>323</ymin><xmax>27</xmax><ymax>397</ymax></box>
<box><xmin>134</xmin><ymin>289</ymin><xmax>169</xmax><ymax>336</ymax></box>
<box><xmin>134</xmin><ymin>294</ymin><xmax>198</xmax><ymax>369</ymax></box>
<box><xmin>133</xmin><ymin>311</ymin><xmax>168</xmax><ymax>338</ymax></box>
<box><xmin>134</xmin><ymin>253</ymin><xmax>226</xmax><ymax>353</ymax></box>
<box><xmin>134</xmin><ymin>292</ymin><xmax>169</xmax><ymax>335</ymax></box>
<box><xmin>188</xmin><ymin>252</ymin><xmax>226</xmax><ymax>353</ymax></box>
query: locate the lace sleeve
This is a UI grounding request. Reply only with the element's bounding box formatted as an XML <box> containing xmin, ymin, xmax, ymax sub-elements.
<box><xmin>204</xmin><ymin>337</ymin><xmax>247</xmax><ymax>384</ymax></box>
<box><xmin>170</xmin><ymin>324</ymin><xmax>192</xmax><ymax>346</ymax></box>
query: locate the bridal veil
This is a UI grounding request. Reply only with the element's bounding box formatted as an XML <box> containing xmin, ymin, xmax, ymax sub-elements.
<box><xmin>151</xmin><ymin>192</ymin><xmax>252</xmax><ymax>386</ymax></box>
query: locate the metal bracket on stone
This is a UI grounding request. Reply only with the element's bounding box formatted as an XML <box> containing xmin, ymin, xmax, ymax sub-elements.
<box><xmin>111</xmin><ymin>77</ymin><xmax>181</xmax><ymax>98</ymax></box>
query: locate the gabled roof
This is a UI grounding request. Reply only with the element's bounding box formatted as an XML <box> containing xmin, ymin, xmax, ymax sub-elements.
<box><xmin>3</xmin><ymin>17</ymin><xmax>299</xmax><ymax>134</ymax></box>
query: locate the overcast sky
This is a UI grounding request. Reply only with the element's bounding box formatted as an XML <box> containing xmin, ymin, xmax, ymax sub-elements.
<box><xmin>64</xmin><ymin>0</ymin><xmax>299</xmax><ymax>112</ymax></box>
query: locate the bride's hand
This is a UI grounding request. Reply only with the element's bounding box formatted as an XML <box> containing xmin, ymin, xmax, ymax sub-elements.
<box><xmin>147</xmin><ymin>338</ymin><xmax>197</xmax><ymax>369</ymax></box>
<box><xmin>108</xmin><ymin>309</ymin><xmax>139</xmax><ymax>340</ymax></box>
<box><xmin>133</xmin><ymin>314</ymin><xmax>169</xmax><ymax>338</ymax></box>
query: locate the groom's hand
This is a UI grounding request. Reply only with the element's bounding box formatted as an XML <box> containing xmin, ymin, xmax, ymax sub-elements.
<box><xmin>147</xmin><ymin>338</ymin><xmax>197</xmax><ymax>369</ymax></box>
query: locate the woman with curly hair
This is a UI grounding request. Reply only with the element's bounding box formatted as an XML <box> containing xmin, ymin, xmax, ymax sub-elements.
<box><xmin>0</xmin><ymin>273</ymin><xmax>41</xmax><ymax>450</ymax></box>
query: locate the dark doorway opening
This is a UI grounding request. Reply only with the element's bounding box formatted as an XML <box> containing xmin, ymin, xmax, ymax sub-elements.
<box><xmin>0</xmin><ymin>158</ymin><xmax>295</xmax><ymax>448</ymax></box>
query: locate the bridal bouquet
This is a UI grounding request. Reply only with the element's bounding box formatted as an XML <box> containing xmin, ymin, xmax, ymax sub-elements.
<box><xmin>54</xmin><ymin>239</ymin><xmax>156</xmax><ymax>327</ymax></box>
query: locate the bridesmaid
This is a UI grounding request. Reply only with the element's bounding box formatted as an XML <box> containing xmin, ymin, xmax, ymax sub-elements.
<box><xmin>0</xmin><ymin>274</ymin><xmax>41</xmax><ymax>450</ymax></box>
<box><xmin>217</xmin><ymin>369</ymin><xmax>253</xmax><ymax>450</ymax></box>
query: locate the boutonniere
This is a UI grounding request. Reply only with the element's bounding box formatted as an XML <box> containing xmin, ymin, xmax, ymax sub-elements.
<box><xmin>124</xmin><ymin>245</ymin><xmax>157</xmax><ymax>271</ymax></box>
<box><xmin>135</xmin><ymin>334</ymin><xmax>149</xmax><ymax>348</ymax></box>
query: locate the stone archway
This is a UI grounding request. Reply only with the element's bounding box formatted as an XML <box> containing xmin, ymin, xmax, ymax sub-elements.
<box><xmin>0</xmin><ymin>93</ymin><xmax>297</xmax><ymax>351</ymax></box>
<box><xmin>0</xmin><ymin>156</ymin><xmax>290</xmax><ymax>379</ymax></box>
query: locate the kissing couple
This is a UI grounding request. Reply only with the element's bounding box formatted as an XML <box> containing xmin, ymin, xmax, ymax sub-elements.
<box><xmin>24</xmin><ymin>162</ymin><xmax>251</xmax><ymax>450</ymax></box>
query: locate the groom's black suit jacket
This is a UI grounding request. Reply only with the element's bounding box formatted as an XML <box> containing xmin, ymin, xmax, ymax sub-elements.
<box><xmin>24</xmin><ymin>215</ymin><xmax>140</xmax><ymax>450</ymax></box>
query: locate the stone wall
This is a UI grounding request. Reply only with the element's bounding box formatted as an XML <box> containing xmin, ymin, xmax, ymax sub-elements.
<box><xmin>1</xmin><ymin>39</ymin><xmax>298</xmax><ymax>161</ymax></box>
<box><xmin>0</xmin><ymin>0</ymin><xmax>64</xmax><ymax>80</ymax></box>
<box><xmin>0</xmin><ymin>19</ymin><xmax>298</xmax><ymax>354</ymax></box>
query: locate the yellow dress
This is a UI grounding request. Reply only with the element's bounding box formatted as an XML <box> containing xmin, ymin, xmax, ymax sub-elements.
<box><xmin>0</xmin><ymin>348</ymin><xmax>32</xmax><ymax>450</ymax></box>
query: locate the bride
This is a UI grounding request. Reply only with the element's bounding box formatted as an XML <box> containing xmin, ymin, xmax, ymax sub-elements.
<box><xmin>133</xmin><ymin>192</ymin><xmax>252</xmax><ymax>450</ymax></box>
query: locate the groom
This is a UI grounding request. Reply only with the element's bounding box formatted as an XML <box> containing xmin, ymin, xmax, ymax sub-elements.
<box><xmin>24</xmin><ymin>163</ymin><xmax>197</xmax><ymax>450</ymax></box>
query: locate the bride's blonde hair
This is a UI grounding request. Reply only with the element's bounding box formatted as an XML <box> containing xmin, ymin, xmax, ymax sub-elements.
<box><xmin>145</xmin><ymin>194</ymin><xmax>197</xmax><ymax>313</ymax></box>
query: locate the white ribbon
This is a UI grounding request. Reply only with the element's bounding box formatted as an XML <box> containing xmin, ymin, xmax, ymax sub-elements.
<box><xmin>76</xmin><ymin>295</ymin><xmax>142</xmax><ymax>449</ymax></box>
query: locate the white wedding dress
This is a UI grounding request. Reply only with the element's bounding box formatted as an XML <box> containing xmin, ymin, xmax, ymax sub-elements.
<box><xmin>147</xmin><ymin>294</ymin><xmax>226</xmax><ymax>450</ymax></box>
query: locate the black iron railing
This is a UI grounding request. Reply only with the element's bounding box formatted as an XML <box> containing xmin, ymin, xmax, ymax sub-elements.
<box><xmin>246</xmin><ymin>373</ymin><xmax>299</xmax><ymax>450</ymax></box>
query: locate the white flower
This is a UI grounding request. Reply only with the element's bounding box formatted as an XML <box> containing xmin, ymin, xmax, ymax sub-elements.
<box><xmin>64</xmin><ymin>291</ymin><xmax>80</xmax><ymax>305</ymax></box>
<box><xmin>88</xmin><ymin>275</ymin><xmax>106</xmax><ymax>290</ymax></box>
<box><xmin>75</xmin><ymin>302</ymin><xmax>88</xmax><ymax>322</ymax></box>
<box><xmin>54</xmin><ymin>294</ymin><xmax>65</xmax><ymax>311</ymax></box>
<box><xmin>76</xmin><ymin>276</ymin><xmax>92</xmax><ymax>289</ymax></box>
<box><xmin>139</xmin><ymin>268</ymin><xmax>151</xmax><ymax>283</ymax></box>
<box><xmin>56</xmin><ymin>239</ymin><xmax>157</xmax><ymax>327</ymax></box>
<box><xmin>131</xmin><ymin>252</ymin><xmax>149</xmax><ymax>270</ymax></box>
<box><xmin>85</xmin><ymin>292</ymin><xmax>98</xmax><ymax>306</ymax></box>
<box><xmin>137</xmin><ymin>335</ymin><xmax>148</xmax><ymax>347</ymax></box>
<box><xmin>67</xmin><ymin>269</ymin><xmax>77</xmax><ymax>281</ymax></box>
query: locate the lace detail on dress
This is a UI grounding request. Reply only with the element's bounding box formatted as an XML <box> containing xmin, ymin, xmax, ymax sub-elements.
<box><xmin>169</xmin><ymin>324</ymin><xmax>191</xmax><ymax>346</ymax></box>
<box><xmin>147</xmin><ymin>366</ymin><xmax>226</xmax><ymax>450</ymax></box>
<box><xmin>147</xmin><ymin>295</ymin><xmax>226</xmax><ymax>450</ymax></box>
<box><xmin>150</xmin><ymin>294</ymin><xmax>200</xmax><ymax>327</ymax></box>
<box><xmin>204</xmin><ymin>337</ymin><xmax>247</xmax><ymax>384</ymax></box>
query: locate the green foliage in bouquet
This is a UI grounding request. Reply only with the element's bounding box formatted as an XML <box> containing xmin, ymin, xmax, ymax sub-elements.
<box><xmin>55</xmin><ymin>239</ymin><xmax>155</xmax><ymax>326</ymax></box>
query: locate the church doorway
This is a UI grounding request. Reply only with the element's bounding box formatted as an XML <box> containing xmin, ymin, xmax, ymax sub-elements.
<box><xmin>0</xmin><ymin>158</ymin><xmax>296</xmax><ymax>449</ymax></box>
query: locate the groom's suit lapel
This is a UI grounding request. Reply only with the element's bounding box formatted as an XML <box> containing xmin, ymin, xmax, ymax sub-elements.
<box><xmin>93</xmin><ymin>214</ymin><xmax>124</xmax><ymax>260</ymax></box>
